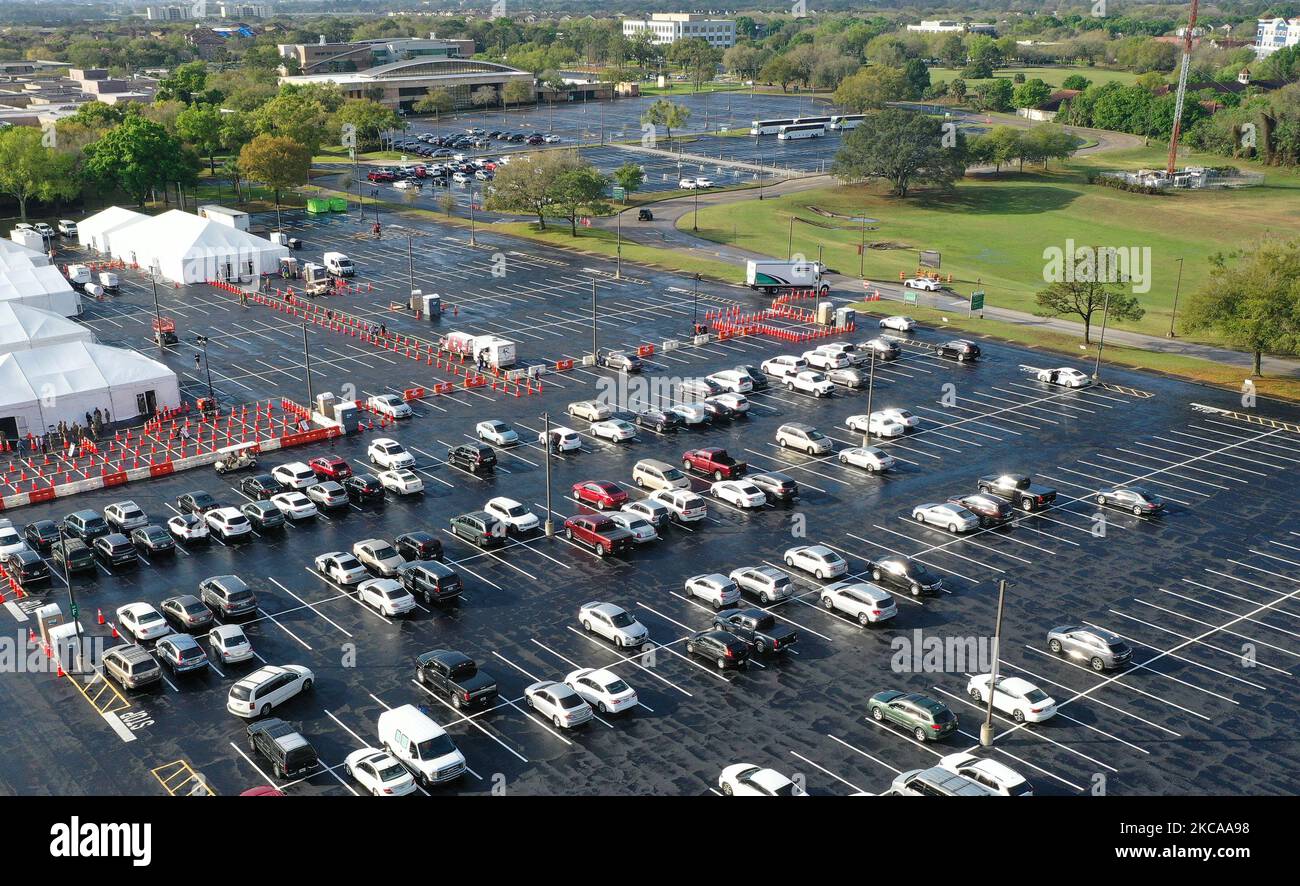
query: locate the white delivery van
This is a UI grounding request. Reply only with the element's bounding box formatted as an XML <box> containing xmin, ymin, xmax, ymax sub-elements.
<box><xmin>323</xmin><ymin>252</ymin><xmax>355</xmax><ymax>277</ymax></box>
<box><xmin>377</xmin><ymin>704</ymin><xmax>466</xmax><ymax>787</ymax></box>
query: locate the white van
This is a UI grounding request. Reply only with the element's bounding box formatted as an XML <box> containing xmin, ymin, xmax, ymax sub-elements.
<box><xmin>632</xmin><ymin>459</ymin><xmax>691</xmax><ymax>492</ymax></box>
<box><xmin>323</xmin><ymin>252</ymin><xmax>355</xmax><ymax>277</ymax></box>
<box><xmin>377</xmin><ymin>704</ymin><xmax>466</xmax><ymax>787</ymax></box>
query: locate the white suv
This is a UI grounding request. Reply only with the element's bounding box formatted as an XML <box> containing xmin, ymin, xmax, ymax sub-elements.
<box><xmin>649</xmin><ymin>488</ymin><xmax>708</xmax><ymax>523</ymax></box>
<box><xmin>820</xmin><ymin>581</ymin><xmax>897</xmax><ymax>625</ymax></box>
<box><xmin>226</xmin><ymin>664</ymin><xmax>314</xmax><ymax>718</ymax></box>
<box><xmin>760</xmin><ymin>355</ymin><xmax>807</xmax><ymax>379</ymax></box>
<box><xmin>684</xmin><ymin>573</ymin><xmax>741</xmax><ymax>609</ymax></box>
<box><xmin>785</xmin><ymin>370</ymin><xmax>834</xmax><ymax>398</ymax></box>
<box><xmin>272</xmin><ymin>462</ymin><xmax>317</xmax><ymax>490</ymax></box>
<box><xmin>367</xmin><ymin>438</ymin><xmax>415</xmax><ymax>469</ymax></box>
<box><xmin>775</xmin><ymin>423</ymin><xmax>832</xmax><ymax>455</ymax></box>
<box><xmin>803</xmin><ymin>349</ymin><xmax>849</xmax><ymax>370</ymax></box>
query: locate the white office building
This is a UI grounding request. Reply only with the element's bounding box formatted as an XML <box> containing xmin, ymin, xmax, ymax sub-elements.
<box><xmin>622</xmin><ymin>14</ymin><xmax>736</xmax><ymax>48</ymax></box>
<box><xmin>1255</xmin><ymin>18</ymin><xmax>1300</xmax><ymax>58</ymax></box>
<box><xmin>906</xmin><ymin>20</ymin><xmax>998</xmax><ymax>35</ymax></box>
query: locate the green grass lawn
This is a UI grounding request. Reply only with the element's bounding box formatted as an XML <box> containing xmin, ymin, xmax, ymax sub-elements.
<box><xmin>927</xmin><ymin>65</ymin><xmax>1143</xmax><ymax>89</ymax></box>
<box><xmin>686</xmin><ymin>144</ymin><xmax>1300</xmax><ymax>341</ymax></box>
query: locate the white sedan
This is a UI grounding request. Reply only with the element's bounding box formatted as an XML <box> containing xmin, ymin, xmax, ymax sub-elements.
<box><xmin>379</xmin><ymin>469</ymin><xmax>424</xmax><ymax>495</ymax></box>
<box><xmin>678</xmin><ymin>178</ymin><xmax>700</xmax><ymax>190</ymax></box>
<box><xmin>208</xmin><ymin>624</ymin><xmax>255</xmax><ymax>664</ymax></box>
<box><xmin>591</xmin><ymin>419</ymin><xmax>637</xmax><ymax>442</ymax></box>
<box><xmin>670</xmin><ymin>403</ymin><xmax>707</xmax><ymax>426</ymax></box>
<box><xmin>878</xmin><ymin>315</ymin><xmax>915</xmax><ymax>333</ymax></box>
<box><xmin>911</xmin><ymin>502</ymin><xmax>981</xmax><ymax>533</ymax></box>
<box><xmin>116</xmin><ymin>603</ymin><xmax>172</xmax><ymax>643</ymax></box>
<box><xmin>314</xmin><ymin>551</ymin><xmax>369</xmax><ymax>585</ymax></box>
<box><xmin>839</xmin><ymin>446</ymin><xmax>895</xmax><ymax>473</ymax></box>
<box><xmin>270</xmin><ymin>491</ymin><xmax>318</xmax><ymax>520</ymax></box>
<box><xmin>967</xmin><ymin>674</ymin><xmax>1057</xmax><ymax>723</ymax></box>
<box><xmin>1037</xmin><ymin>367</ymin><xmax>1092</xmax><ymax>388</ymax></box>
<box><xmin>567</xmin><ymin>400</ymin><xmax>613</xmax><ymax>422</ymax></box>
<box><xmin>578</xmin><ymin>601</ymin><xmax>649</xmax><ymax>647</ymax></box>
<box><xmin>357</xmin><ymin>578</ymin><xmax>416</xmax><ymax>617</ymax></box>
<box><xmin>878</xmin><ymin>407</ymin><xmax>920</xmax><ymax>429</ymax></box>
<box><xmin>684</xmin><ymin>573</ymin><xmax>741</xmax><ymax>608</ymax></box>
<box><xmin>903</xmin><ymin>277</ymin><xmax>942</xmax><ymax>291</ymax></box>
<box><xmin>485</xmin><ymin>496</ymin><xmax>539</xmax><ymax>533</ymax></box>
<box><xmin>367</xmin><ymin>393</ymin><xmax>413</xmax><ymax>419</ymax></box>
<box><xmin>564</xmin><ymin>667</ymin><xmax>639</xmax><ymax>714</ymax></box>
<box><xmin>609</xmin><ymin>512</ymin><xmax>658</xmax><ymax>543</ymax></box>
<box><xmin>524</xmin><ymin>680</ymin><xmax>594</xmax><ymax>728</ymax></box>
<box><xmin>345</xmin><ymin>747</ymin><xmax>417</xmax><ymax>796</ymax></box>
<box><xmin>367</xmin><ymin>438</ymin><xmax>415</xmax><ymax>469</ymax></box>
<box><xmin>475</xmin><ymin>420</ymin><xmax>519</xmax><ymax>446</ymax></box>
<box><xmin>783</xmin><ymin>544</ymin><xmax>848</xmax><ymax>580</ymax></box>
<box><xmin>167</xmin><ymin>513</ymin><xmax>210</xmax><ymax>541</ymax></box>
<box><xmin>708</xmin><ymin>392</ymin><xmax>750</xmax><ymax>414</ymax></box>
<box><xmin>719</xmin><ymin>764</ymin><xmax>805</xmax><ymax>796</ymax></box>
<box><xmin>846</xmin><ymin>413</ymin><xmax>905</xmax><ymax>438</ymax></box>
<box><xmin>710</xmin><ymin>480</ymin><xmax>768</xmax><ymax>509</ymax></box>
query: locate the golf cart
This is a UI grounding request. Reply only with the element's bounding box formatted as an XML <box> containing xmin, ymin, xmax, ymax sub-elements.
<box><xmin>302</xmin><ymin>262</ymin><xmax>330</xmax><ymax>296</ymax></box>
<box><xmin>152</xmin><ymin>316</ymin><xmax>178</xmax><ymax>346</ymax></box>
<box><xmin>214</xmin><ymin>441</ymin><xmax>259</xmax><ymax>475</ymax></box>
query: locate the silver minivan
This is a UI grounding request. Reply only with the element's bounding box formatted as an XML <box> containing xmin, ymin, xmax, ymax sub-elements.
<box><xmin>103</xmin><ymin>644</ymin><xmax>162</xmax><ymax>690</ymax></box>
<box><xmin>632</xmin><ymin>459</ymin><xmax>691</xmax><ymax>492</ymax></box>
<box><xmin>888</xmin><ymin>766</ymin><xmax>995</xmax><ymax>796</ymax></box>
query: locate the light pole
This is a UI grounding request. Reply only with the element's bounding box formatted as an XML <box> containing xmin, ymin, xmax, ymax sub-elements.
<box><xmin>407</xmin><ymin>235</ymin><xmax>415</xmax><ymax>297</ymax></box>
<box><xmin>150</xmin><ymin>273</ymin><xmax>164</xmax><ymax>355</ymax></box>
<box><xmin>692</xmin><ymin>189</ymin><xmax>699</xmax><ymax>232</ymax></box>
<box><xmin>615</xmin><ymin>210</ymin><xmax>622</xmax><ymax>280</ymax></box>
<box><xmin>1168</xmin><ymin>257</ymin><xmax>1184</xmax><ymax>338</ymax></box>
<box><xmin>980</xmin><ymin>578</ymin><xmax>1009</xmax><ymax>748</ymax></box>
<box><xmin>59</xmin><ymin>522</ymin><xmax>84</xmax><ymax>673</ymax></box>
<box><xmin>862</xmin><ymin>349</ymin><xmax>877</xmax><ymax>446</ymax></box>
<box><xmin>859</xmin><ymin>213</ymin><xmax>867</xmax><ymax>279</ymax></box>
<box><xmin>543</xmin><ymin>412</ymin><xmax>555</xmax><ymax>537</ymax></box>
<box><xmin>787</xmin><ymin>216</ymin><xmax>795</xmax><ymax>259</ymax></box>
<box><xmin>1092</xmin><ymin>288</ymin><xmax>1113</xmax><ymax>381</ymax></box>
<box><xmin>468</xmin><ymin>188</ymin><xmax>477</xmax><ymax>247</ymax></box>
<box><xmin>591</xmin><ymin>279</ymin><xmax>598</xmax><ymax>360</ymax></box>
<box><xmin>194</xmin><ymin>334</ymin><xmax>215</xmax><ymax>403</ymax></box>
<box><xmin>692</xmin><ymin>273</ymin><xmax>700</xmax><ymax>331</ymax></box>
<box><xmin>302</xmin><ymin>318</ymin><xmax>315</xmax><ymax>410</ymax></box>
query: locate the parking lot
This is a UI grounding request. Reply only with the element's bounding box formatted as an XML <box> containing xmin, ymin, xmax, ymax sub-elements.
<box><xmin>4</xmin><ymin>203</ymin><xmax>1300</xmax><ymax>797</ymax></box>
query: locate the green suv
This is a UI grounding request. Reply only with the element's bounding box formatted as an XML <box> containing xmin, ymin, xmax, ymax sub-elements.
<box><xmin>869</xmin><ymin>690</ymin><xmax>958</xmax><ymax>742</ymax></box>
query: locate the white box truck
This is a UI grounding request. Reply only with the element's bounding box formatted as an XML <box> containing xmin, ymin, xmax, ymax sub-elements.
<box><xmin>197</xmin><ymin>204</ymin><xmax>251</xmax><ymax>232</ymax></box>
<box><xmin>746</xmin><ymin>259</ymin><xmax>829</xmax><ymax>295</ymax></box>
<box><xmin>444</xmin><ymin>332</ymin><xmax>516</xmax><ymax>369</ymax></box>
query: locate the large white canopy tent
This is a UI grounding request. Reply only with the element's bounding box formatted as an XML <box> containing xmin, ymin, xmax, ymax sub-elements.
<box><xmin>0</xmin><ymin>341</ymin><xmax>179</xmax><ymax>441</ymax></box>
<box><xmin>108</xmin><ymin>209</ymin><xmax>289</xmax><ymax>284</ymax></box>
<box><xmin>0</xmin><ymin>302</ymin><xmax>95</xmax><ymax>356</ymax></box>
<box><xmin>0</xmin><ymin>263</ymin><xmax>82</xmax><ymax>316</ymax></box>
<box><xmin>77</xmin><ymin>206</ymin><xmax>148</xmax><ymax>254</ymax></box>
<box><xmin>0</xmin><ymin>237</ymin><xmax>50</xmax><ymax>267</ymax></box>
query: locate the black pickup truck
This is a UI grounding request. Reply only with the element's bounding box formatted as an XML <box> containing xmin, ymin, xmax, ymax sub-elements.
<box><xmin>415</xmin><ymin>649</ymin><xmax>499</xmax><ymax>710</ymax></box>
<box><xmin>712</xmin><ymin>608</ymin><xmax>798</xmax><ymax>654</ymax></box>
<box><xmin>976</xmin><ymin>473</ymin><xmax>1057</xmax><ymax>512</ymax></box>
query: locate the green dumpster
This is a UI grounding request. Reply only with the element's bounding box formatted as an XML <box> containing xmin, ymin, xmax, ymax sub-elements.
<box><xmin>306</xmin><ymin>198</ymin><xmax>331</xmax><ymax>214</ymax></box>
<box><xmin>329</xmin><ymin>197</ymin><xmax>348</xmax><ymax>212</ymax></box>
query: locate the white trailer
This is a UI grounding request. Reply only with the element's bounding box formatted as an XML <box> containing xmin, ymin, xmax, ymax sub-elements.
<box><xmin>197</xmin><ymin>205</ymin><xmax>251</xmax><ymax>232</ymax></box>
<box><xmin>444</xmin><ymin>332</ymin><xmax>517</xmax><ymax>368</ymax></box>
<box><xmin>746</xmin><ymin>259</ymin><xmax>829</xmax><ymax>295</ymax></box>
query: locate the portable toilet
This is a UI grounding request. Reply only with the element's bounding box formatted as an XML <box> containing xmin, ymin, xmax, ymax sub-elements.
<box><xmin>835</xmin><ymin>306</ymin><xmax>856</xmax><ymax>329</ymax></box>
<box><xmin>48</xmin><ymin>621</ymin><xmax>87</xmax><ymax>672</ymax></box>
<box><xmin>410</xmin><ymin>290</ymin><xmax>441</xmax><ymax>319</ymax></box>
<box><xmin>35</xmin><ymin>602</ymin><xmax>64</xmax><ymax>647</ymax></box>
<box><xmin>815</xmin><ymin>300</ymin><xmax>836</xmax><ymax>326</ymax></box>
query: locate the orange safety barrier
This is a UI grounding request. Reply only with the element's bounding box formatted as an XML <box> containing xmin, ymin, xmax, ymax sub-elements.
<box><xmin>637</xmin><ymin>344</ymin><xmax>655</xmax><ymax>357</ymax></box>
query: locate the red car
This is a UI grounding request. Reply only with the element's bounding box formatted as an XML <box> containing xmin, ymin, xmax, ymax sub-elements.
<box><xmin>366</xmin><ymin>170</ymin><xmax>396</xmax><ymax>183</ymax></box>
<box><xmin>681</xmin><ymin>447</ymin><xmax>747</xmax><ymax>480</ymax></box>
<box><xmin>563</xmin><ymin>515</ymin><xmax>634</xmax><ymax>557</ymax></box>
<box><xmin>309</xmin><ymin>455</ymin><xmax>352</xmax><ymax>481</ymax></box>
<box><xmin>571</xmin><ymin>481</ymin><xmax>628</xmax><ymax>510</ymax></box>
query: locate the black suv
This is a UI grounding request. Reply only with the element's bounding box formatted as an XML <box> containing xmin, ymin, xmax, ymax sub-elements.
<box><xmin>51</xmin><ymin>538</ymin><xmax>95</xmax><ymax>574</ymax></box>
<box><xmin>344</xmin><ymin>473</ymin><xmax>385</xmax><ymax>504</ymax></box>
<box><xmin>634</xmin><ymin>409</ymin><xmax>682</xmax><ymax>433</ymax></box>
<box><xmin>447</xmin><ymin>443</ymin><xmax>496</xmax><ymax>474</ymax></box>
<box><xmin>396</xmin><ymin>531</ymin><xmax>442</xmax><ymax>561</ymax></box>
<box><xmin>396</xmin><ymin>560</ymin><xmax>462</xmax><ymax>605</ymax></box>
<box><xmin>246</xmin><ymin>718</ymin><xmax>319</xmax><ymax>780</ymax></box>
<box><xmin>4</xmin><ymin>549</ymin><xmax>50</xmax><ymax>586</ymax></box>
<box><xmin>449</xmin><ymin>511</ymin><xmax>504</xmax><ymax>548</ymax></box>
<box><xmin>685</xmin><ymin>630</ymin><xmax>750</xmax><ymax>670</ymax></box>
<box><xmin>240</xmin><ymin>474</ymin><xmax>279</xmax><ymax>500</ymax></box>
<box><xmin>93</xmin><ymin>533</ymin><xmax>137</xmax><ymax>568</ymax></box>
<box><xmin>61</xmin><ymin>509</ymin><xmax>110</xmax><ymax>542</ymax></box>
<box><xmin>241</xmin><ymin>501</ymin><xmax>285</xmax><ymax>531</ymax></box>
<box><xmin>23</xmin><ymin>519</ymin><xmax>60</xmax><ymax>552</ymax></box>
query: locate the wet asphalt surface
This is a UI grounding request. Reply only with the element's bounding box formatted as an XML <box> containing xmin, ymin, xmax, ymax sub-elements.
<box><xmin>3</xmin><ymin>190</ymin><xmax>1300</xmax><ymax>797</ymax></box>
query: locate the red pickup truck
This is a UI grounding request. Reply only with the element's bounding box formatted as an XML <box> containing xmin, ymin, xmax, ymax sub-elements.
<box><xmin>682</xmin><ymin>448</ymin><xmax>747</xmax><ymax>481</ymax></box>
<box><xmin>564</xmin><ymin>515</ymin><xmax>634</xmax><ymax>558</ymax></box>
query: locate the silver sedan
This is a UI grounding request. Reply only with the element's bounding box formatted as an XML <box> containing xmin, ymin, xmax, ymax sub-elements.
<box><xmin>910</xmin><ymin>502</ymin><xmax>980</xmax><ymax>533</ymax></box>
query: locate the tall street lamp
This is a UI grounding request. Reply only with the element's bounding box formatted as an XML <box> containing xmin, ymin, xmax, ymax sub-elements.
<box><xmin>787</xmin><ymin>216</ymin><xmax>795</xmax><ymax>260</ymax></box>
<box><xmin>542</xmin><ymin>412</ymin><xmax>555</xmax><ymax>537</ymax></box>
<box><xmin>302</xmin><ymin>318</ymin><xmax>315</xmax><ymax>410</ymax></box>
<box><xmin>861</xmin><ymin>349</ymin><xmax>877</xmax><ymax>446</ymax></box>
<box><xmin>615</xmin><ymin>210</ymin><xmax>622</xmax><ymax>280</ymax></box>
<box><xmin>1168</xmin><ymin>257</ymin><xmax>1184</xmax><ymax>338</ymax></box>
<box><xmin>590</xmin><ymin>279</ymin><xmax>598</xmax><ymax>360</ymax></box>
<box><xmin>1092</xmin><ymin>288</ymin><xmax>1113</xmax><ymax>381</ymax></box>
<box><xmin>193</xmin><ymin>334</ymin><xmax>215</xmax><ymax>403</ymax></box>
<box><xmin>980</xmin><ymin>578</ymin><xmax>1009</xmax><ymax>748</ymax></box>
<box><xmin>150</xmin><ymin>273</ymin><xmax>165</xmax><ymax>355</ymax></box>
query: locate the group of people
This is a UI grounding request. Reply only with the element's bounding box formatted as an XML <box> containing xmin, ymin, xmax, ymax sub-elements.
<box><xmin>18</xmin><ymin>408</ymin><xmax>109</xmax><ymax>457</ymax></box>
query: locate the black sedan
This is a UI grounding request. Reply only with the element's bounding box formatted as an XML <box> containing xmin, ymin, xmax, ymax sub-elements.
<box><xmin>868</xmin><ymin>554</ymin><xmax>943</xmax><ymax>597</ymax></box>
<box><xmin>344</xmin><ymin>473</ymin><xmax>385</xmax><ymax>504</ymax></box>
<box><xmin>240</xmin><ymin>473</ymin><xmax>279</xmax><ymax>500</ymax></box>
<box><xmin>176</xmin><ymin>491</ymin><xmax>220</xmax><ymax>514</ymax></box>
<box><xmin>130</xmin><ymin>524</ymin><xmax>176</xmax><ymax>555</ymax></box>
<box><xmin>1095</xmin><ymin>486</ymin><xmax>1165</xmax><ymax>517</ymax></box>
<box><xmin>161</xmin><ymin>594</ymin><xmax>214</xmax><ymax>632</ymax></box>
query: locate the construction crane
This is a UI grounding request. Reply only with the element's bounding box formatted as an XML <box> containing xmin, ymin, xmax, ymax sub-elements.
<box><xmin>1166</xmin><ymin>0</ymin><xmax>1201</xmax><ymax>175</ymax></box>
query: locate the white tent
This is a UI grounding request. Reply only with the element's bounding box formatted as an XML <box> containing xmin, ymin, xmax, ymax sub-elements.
<box><xmin>0</xmin><ymin>341</ymin><xmax>178</xmax><ymax>440</ymax></box>
<box><xmin>0</xmin><ymin>237</ymin><xmax>50</xmax><ymax>267</ymax></box>
<box><xmin>77</xmin><ymin>206</ymin><xmax>147</xmax><ymax>255</ymax></box>
<box><xmin>0</xmin><ymin>264</ymin><xmax>83</xmax><ymax>316</ymax></box>
<box><xmin>0</xmin><ymin>302</ymin><xmax>95</xmax><ymax>356</ymax></box>
<box><xmin>109</xmin><ymin>209</ymin><xmax>289</xmax><ymax>284</ymax></box>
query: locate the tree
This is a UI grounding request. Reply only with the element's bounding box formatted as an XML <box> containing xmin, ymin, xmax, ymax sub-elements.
<box><xmin>502</xmin><ymin>79</ymin><xmax>533</xmax><ymax>107</ymax></box>
<box><xmin>551</xmin><ymin>166</ymin><xmax>610</xmax><ymax>235</ymax></box>
<box><xmin>834</xmin><ymin>66</ymin><xmax>910</xmax><ymax>112</ymax></box>
<box><xmin>253</xmin><ymin>86</ymin><xmax>337</xmax><ymax>154</ymax></box>
<box><xmin>238</xmin><ymin>134</ymin><xmax>311</xmax><ymax>230</ymax></box>
<box><xmin>612</xmin><ymin>162</ymin><xmax>645</xmax><ymax>201</ymax></box>
<box><xmin>82</xmin><ymin>116</ymin><xmax>198</xmax><ymax>207</ymax></box>
<box><xmin>1035</xmin><ymin>278</ymin><xmax>1145</xmax><ymax>345</ymax></box>
<box><xmin>831</xmin><ymin>109</ymin><xmax>968</xmax><ymax>197</ymax></box>
<box><xmin>0</xmin><ymin>126</ymin><xmax>80</xmax><ymax>221</ymax></box>
<box><xmin>334</xmin><ymin>99</ymin><xmax>401</xmax><ymax>152</ymax></box>
<box><xmin>759</xmin><ymin>54</ymin><xmax>799</xmax><ymax>92</ymax></box>
<box><xmin>669</xmin><ymin>37</ymin><xmax>722</xmax><ymax>91</ymax></box>
<box><xmin>723</xmin><ymin>44</ymin><xmax>768</xmax><ymax>82</ymax></box>
<box><xmin>414</xmin><ymin>89</ymin><xmax>453</xmax><ymax>118</ymax></box>
<box><xmin>471</xmin><ymin>85</ymin><xmax>498</xmax><ymax>122</ymax></box>
<box><xmin>176</xmin><ymin>103</ymin><xmax>224</xmax><ymax>175</ymax></box>
<box><xmin>1182</xmin><ymin>238</ymin><xmax>1300</xmax><ymax>376</ymax></box>
<box><xmin>484</xmin><ymin>150</ymin><xmax>580</xmax><ymax>230</ymax></box>
<box><xmin>641</xmin><ymin>98</ymin><xmax>690</xmax><ymax>144</ymax></box>
<box><xmin>949</xmin><ymin>78</ymin><xmax>967</xmax><ymax>101</ymax></box>
<box><xmin>902</xmin><ymin>58</ymin><xmax>931</xmax><ymax>100</ymax></box>
<box><xmin>1062</xmin><ymin>74</ymin><xmax>1092</xmax><ymax>92</ymax></box>
<box><xmin>973</xmin><ymin>78</ymin><xmax>1014</xmax><ymax>112</ymax></box>
<box><xmin>1013</xmin><ymin>78</ymin><xmax>1053</xmax><ymax>110</ymax></box>
<box><xmin>157</xmin><ymin>61</ymin><xmax>209</xmax><ymax>104</ymax></box>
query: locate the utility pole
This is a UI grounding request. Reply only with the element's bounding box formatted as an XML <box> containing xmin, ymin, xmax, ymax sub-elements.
<box><xmin>862</xmin><ymin>349</ymin><xmax>877</xmax><ymax>446</ymax></box>
<box><xmin>194</xmin><ymin>335</ymin><xmax>215</xmax><ymax>403</ymax></box>
<box><xmin>543</xmin><ymin>412</ymin><xmax>555</xmax><ymax>537</ymax></box>
<box><xmin>407</xmin><ymin>235</ymin><xmax>415</xmax><ymax>297</ymax></box>
<box><xmin>302</xmin><ymin>319</ymin><xmax>315</xmax><ymax>409</ymax></box>
<box><xmin>981</xmin><ymin>578</ymin><xmax>1009</xmax><ymax>748</ymax></box>
<box><xmin>615</xmin><ymin>210</ymin><xmax>622</xmax><ymax>280</ymax></box>
<box><xmin>787</xmin><ymin>216</ymin><xmax>795</xmax><ymax>259</ymax></box>
<box><xmin>692</xmin><ymin>273</ymin><xmax>700</xmax><ymax>331</ymax></box>
<box><xmin>1092</xmin><ymin>288</ymin><xmax>1113</xmax><ymax>381</ymax></box>
<box><xmin>859</xmin><ymin>214</ymin><xmax>867</xmax><ymax>279</ymax></box>
<box><xmin>1168</xmin><ymin>257</ymin><xmax>1184</xmax><ymax>338</ymax></box>
<box><xmin>150</xmin><ymin>273</ymin><xmax>164</xmax><ymax>355</ymax></box>
<box><xmin>591</xmin><ymin>279</ymin><xmax>598</xmax><ymax>360</ymax></box>
<box><xmin>693</xmin><ymin>190</ymin><xmax>699</xmax><ymax>232</ymax></box>
<box><xmin>468</xmin><ymin>188</ymin><xmax>477</xmax><ymax>247</ymax></box>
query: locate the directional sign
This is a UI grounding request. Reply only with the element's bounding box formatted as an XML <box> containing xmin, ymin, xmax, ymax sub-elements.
<box><xmin>970</xmin><ymin>290</ymin><xmax>985</xmax><ymax>311</ymax></box>
<box><xmin>903</xmin><ymin>290</ymin><xmax>918</xmax><ymax>305</ymax></box>
<box><xmin>69</xmin><ymin>603</ymin><xmax>79</xmax><ymax>620</ymax></box>
<box><xmin>612</xmin><ymin>186</ymin><xmax>626</xmax><ymax>201</ymax></box>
